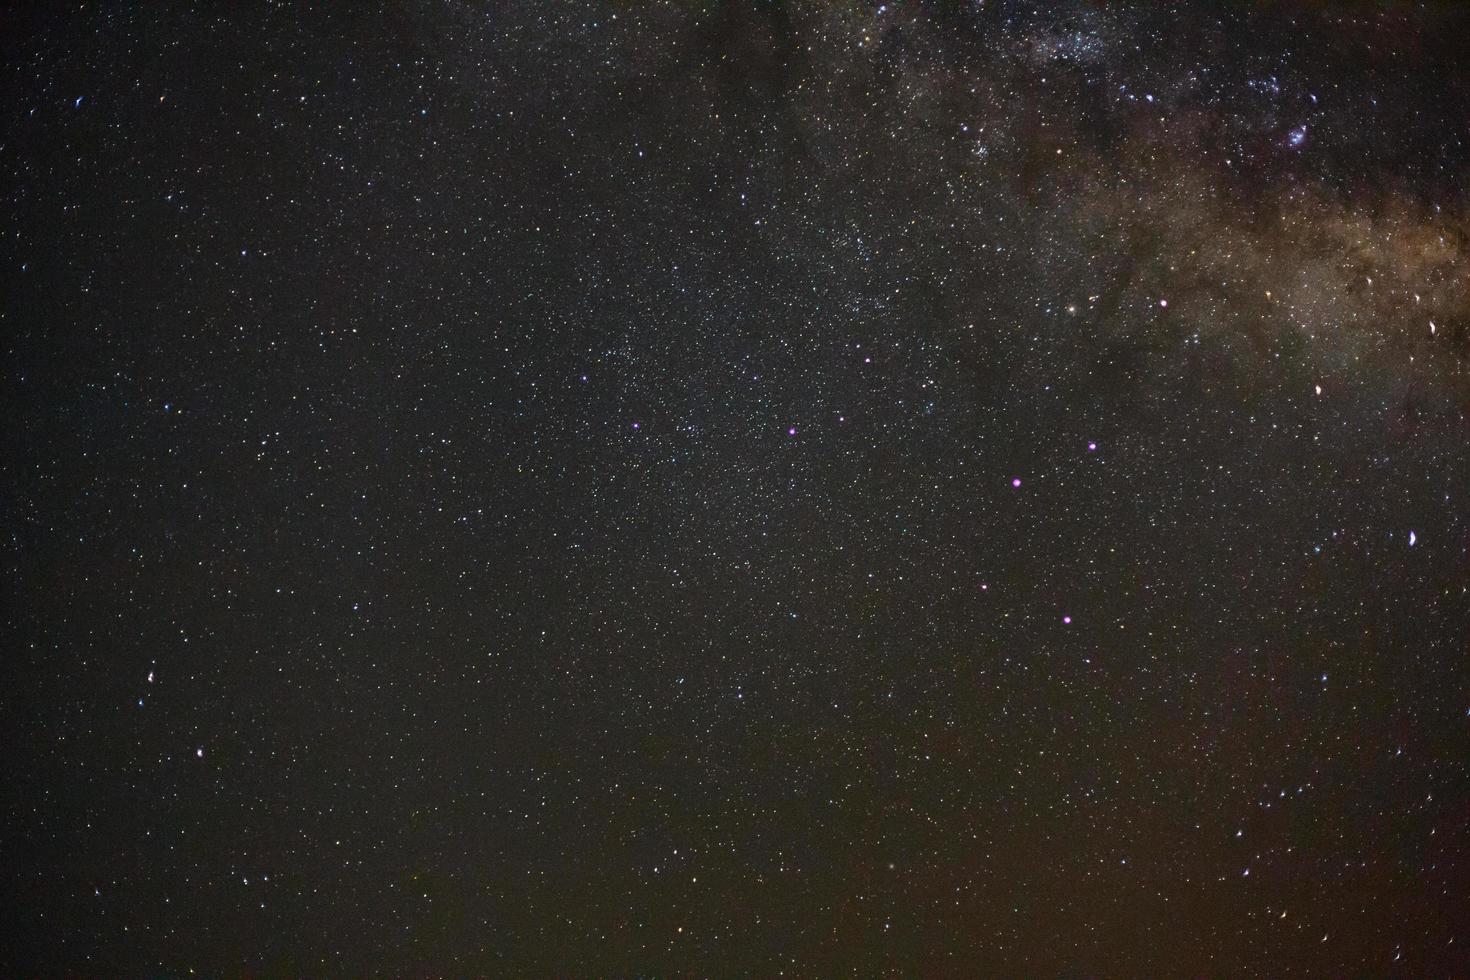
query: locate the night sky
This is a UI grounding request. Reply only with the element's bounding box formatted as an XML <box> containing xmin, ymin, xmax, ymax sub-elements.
<box><xmin>5</xmin><ymin>1</ymin><xmax>1470</xmax><ymax>975</ymax></box>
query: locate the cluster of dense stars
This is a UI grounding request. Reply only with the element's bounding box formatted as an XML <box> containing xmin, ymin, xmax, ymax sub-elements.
<box><xmin>4</xmin><ymin>1</ymin><xmax>1470</xmax><ymax>975</ymax></box>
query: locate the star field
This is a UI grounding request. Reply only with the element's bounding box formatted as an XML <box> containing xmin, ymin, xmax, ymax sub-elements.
<box><xmin>4</xmin><ymin>2</ymin><xmax>1470</xmax><ymax>975</ymax></box>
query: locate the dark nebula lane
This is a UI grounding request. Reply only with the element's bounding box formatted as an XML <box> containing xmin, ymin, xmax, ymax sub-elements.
<box><xmin>4</xmin><ymin>2</ymin><xmax>1469</xmax><ymax>975</ymax></box>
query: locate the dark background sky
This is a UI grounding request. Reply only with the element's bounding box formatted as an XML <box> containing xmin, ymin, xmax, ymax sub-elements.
<box><xmin>4</xmin><ymin>1</ymin><xmax>1469</xmax><ymax>974</ymax></box>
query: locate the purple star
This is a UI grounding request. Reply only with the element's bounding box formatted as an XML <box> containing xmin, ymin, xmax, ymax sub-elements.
<box><xmin>1011</xmin><ymin>477</ymin><xmax>1022</xmax><ymax>488</ymax></box>
<box><xmin>1087</xmin><ymin>442</ymin><xmax>1097</xmax><ymax>452</ymax></box>
<box><xmin>787</xmin><ymin>426</ymin><xmax>797</xmax><ymax>437</ymax></box>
